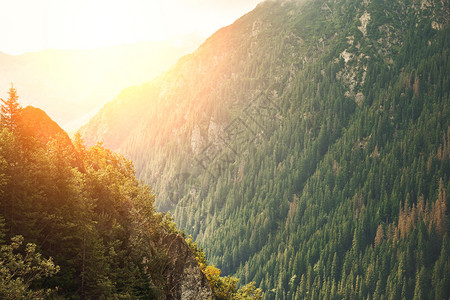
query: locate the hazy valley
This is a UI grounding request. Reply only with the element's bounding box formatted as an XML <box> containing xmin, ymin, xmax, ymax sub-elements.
<box><xmin>0</xmin><ymin>36</ymin><xmax>202</xmax><ymax>132</ymax></box>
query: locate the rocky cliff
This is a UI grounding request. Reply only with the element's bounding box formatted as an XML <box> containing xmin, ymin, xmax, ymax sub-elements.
<box><xmin>161</xmin><ymin>234</ymin><xmax>213</xmax><ymax>300</ymax></box>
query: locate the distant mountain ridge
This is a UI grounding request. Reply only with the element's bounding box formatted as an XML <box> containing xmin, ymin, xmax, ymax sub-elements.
<box><xmin>80</xmin><ymin>0</ymin><xmax>450</xmax><ymax>298</ymax></box>
<box><xmin>0</xmin><ymin>36</ymin><xmax>203</xmax><ymax>131</ymax></box>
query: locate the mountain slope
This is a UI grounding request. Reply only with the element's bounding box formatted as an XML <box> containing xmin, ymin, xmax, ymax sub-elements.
<box><xmin>80</xmin><ymin>0</ymin><xmax>450</xmax><ymax>298</ymax></box>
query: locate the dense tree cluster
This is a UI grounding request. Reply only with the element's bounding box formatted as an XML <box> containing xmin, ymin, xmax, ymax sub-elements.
<box><xmin>0</xmin><ymin>88</ymin><xmax>260</xmax><ymax>299</ymax></box>
<box><xmin>0</xmin><ymin>93</ymin><xmax>166</xmax><ymax>297</ymax></box>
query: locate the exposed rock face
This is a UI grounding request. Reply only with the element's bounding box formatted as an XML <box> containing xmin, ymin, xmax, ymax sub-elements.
<box><xmin>358</xmin><ymin>11</ymin><xmax>371</xmax><ymax>37</ymax></box>
<box><xmin>161</xmin><ymin>234</ymin><xmax>213</xmax><ymax>300</ymax></box>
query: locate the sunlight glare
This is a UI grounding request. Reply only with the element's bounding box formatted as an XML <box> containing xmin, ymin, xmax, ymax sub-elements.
<box><xmin>45</xmin><ymin>0</ymin><xmax>167</xmax><ymax>50</ymax></box>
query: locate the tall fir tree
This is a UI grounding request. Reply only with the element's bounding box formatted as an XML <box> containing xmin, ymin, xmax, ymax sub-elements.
<box><xmin>0</xmin><ymin>84</ymin><xmax>22</xmax><ymax>132</ymax></box>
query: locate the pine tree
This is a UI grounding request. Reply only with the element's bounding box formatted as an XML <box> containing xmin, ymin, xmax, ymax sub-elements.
<box><xmin>374</xmin><ymin>224</ymin><xmax>385</xmax><ymax>247</ymax></box>
<box><xmin>0</xmin><ymin>84</ymin><xmax>22</xmax><ymax>132</ymax></box>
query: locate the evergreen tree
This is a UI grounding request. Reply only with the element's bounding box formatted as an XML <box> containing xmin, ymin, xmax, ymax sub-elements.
<box><xmin>0</xmin><ymin>84</ymin><xmax>22</xmax><ymax>132</ymax></box>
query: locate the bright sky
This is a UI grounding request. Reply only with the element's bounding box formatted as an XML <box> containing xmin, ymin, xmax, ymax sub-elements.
<box><xmin>0</xmin><ymin>0</ymin><xmax>264</xmax><ymax>55</ymax></box>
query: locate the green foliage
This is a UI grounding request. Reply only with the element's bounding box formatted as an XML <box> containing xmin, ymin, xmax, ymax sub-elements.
<box><xmin>0</xmin><ymin>119</ymin><xmax>172</xmax><ymax>297</ymax></box>
<box><xmin>0</xmin><ymin>235</ymin><xmax>59</xmax><ymax>299</ymax></box>
<box><xmin>186</xmin><ymin>234</ymin><xmax>208</xmax><ymax>267</ymax></box>
<box><xmin>187</xmin><ymin>234</ymin><xmax>262</xmax><ymax>299</ymax></box>
<box><xmin>202</xmin><ymin>264</ymin><xmax>262</xmax><ymax>300</ymax></box>
<box><xmin>204</xmin><ymin>265</ymin><xmax>239</xmax><ymax>300</ymax></box>
<box><xmin>235</xmin><ymin>282</ymin><xmax>263</xmax><ymax>300</ymax></box>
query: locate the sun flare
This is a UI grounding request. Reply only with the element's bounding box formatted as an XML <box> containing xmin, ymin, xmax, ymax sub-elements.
<box><xmin>44</xmin><ymin>0</ymin><xmax>168</xmax><ymax>50</ymax></box>
<box><xmin>0</xmin><ymin>0</ymin><xmax>263</xmax><ymax>54</ymax></box>
<box><xmin>0</xmin><ymin>0</ymin><xmax>264</xmax><ymax>131</ymax></box>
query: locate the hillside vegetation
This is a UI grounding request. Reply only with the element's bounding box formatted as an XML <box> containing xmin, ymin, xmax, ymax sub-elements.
<box><xmin>0</xmin><ymin>87</ymin><xmax>261</xmax><ymax>299</ymax></box>
<box><xmin>80</xmin><ymin>0</ymin><xmax>450</xmax><ymax>298</ymax></box>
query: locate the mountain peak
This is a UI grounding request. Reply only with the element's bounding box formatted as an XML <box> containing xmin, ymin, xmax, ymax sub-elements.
<box><xmin>22</xmin><ymin>105</ymin><xmax>71</xmax><ymax>145</ymax></box>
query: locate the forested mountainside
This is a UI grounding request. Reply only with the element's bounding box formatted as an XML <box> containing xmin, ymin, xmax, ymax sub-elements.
<box><xmin>80</xmin><ymin>0</ymin><xmax>450</xmax><ymax>298</ymax></box>
<box><xmin>0</xmin><ymin>88</ymin><xmax>261</xmax><ymax>299</ymax></box>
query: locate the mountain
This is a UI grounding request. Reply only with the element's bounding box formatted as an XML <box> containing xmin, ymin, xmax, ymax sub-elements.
<box><xmin>80</xmin><ymin>0</ymin><xmax>450</xmax><ymax>298</ymax></box>
<box><xmin>21</xmin><ymin>106</ymin><xmax>73</xmax><ymax>145</ymax></box>
<box><xmin>21</xmin><ymin>105</ymin><xmax>83</xmax><ymax>169</ymax></box>
<box><xmin>0</xmin><ymin>36</ymin><xmax>203</xmax><ymax>132</ymax></box>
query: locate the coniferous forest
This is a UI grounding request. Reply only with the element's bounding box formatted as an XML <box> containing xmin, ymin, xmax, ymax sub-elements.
<box><xmin>1</xmin><ymin>0</ymin><xmax>450</xmax><ymax>299</ymax></box>
<box><xmin>80</xmin><ymin>0</ymin><xmax>450</xmax><ymax>299</ymax></box>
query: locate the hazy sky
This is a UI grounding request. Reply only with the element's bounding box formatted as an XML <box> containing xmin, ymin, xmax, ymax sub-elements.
<box><xmin>0</xmin><ymin>0</ymin><xmax>264</xmax><ymax>55</ymax></box>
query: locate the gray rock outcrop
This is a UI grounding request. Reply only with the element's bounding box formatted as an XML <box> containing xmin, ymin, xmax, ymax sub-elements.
<box><xmin>161</xmin><ymin>234</ymin><xmax>213</xmax><ymax>300</ymax></box>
